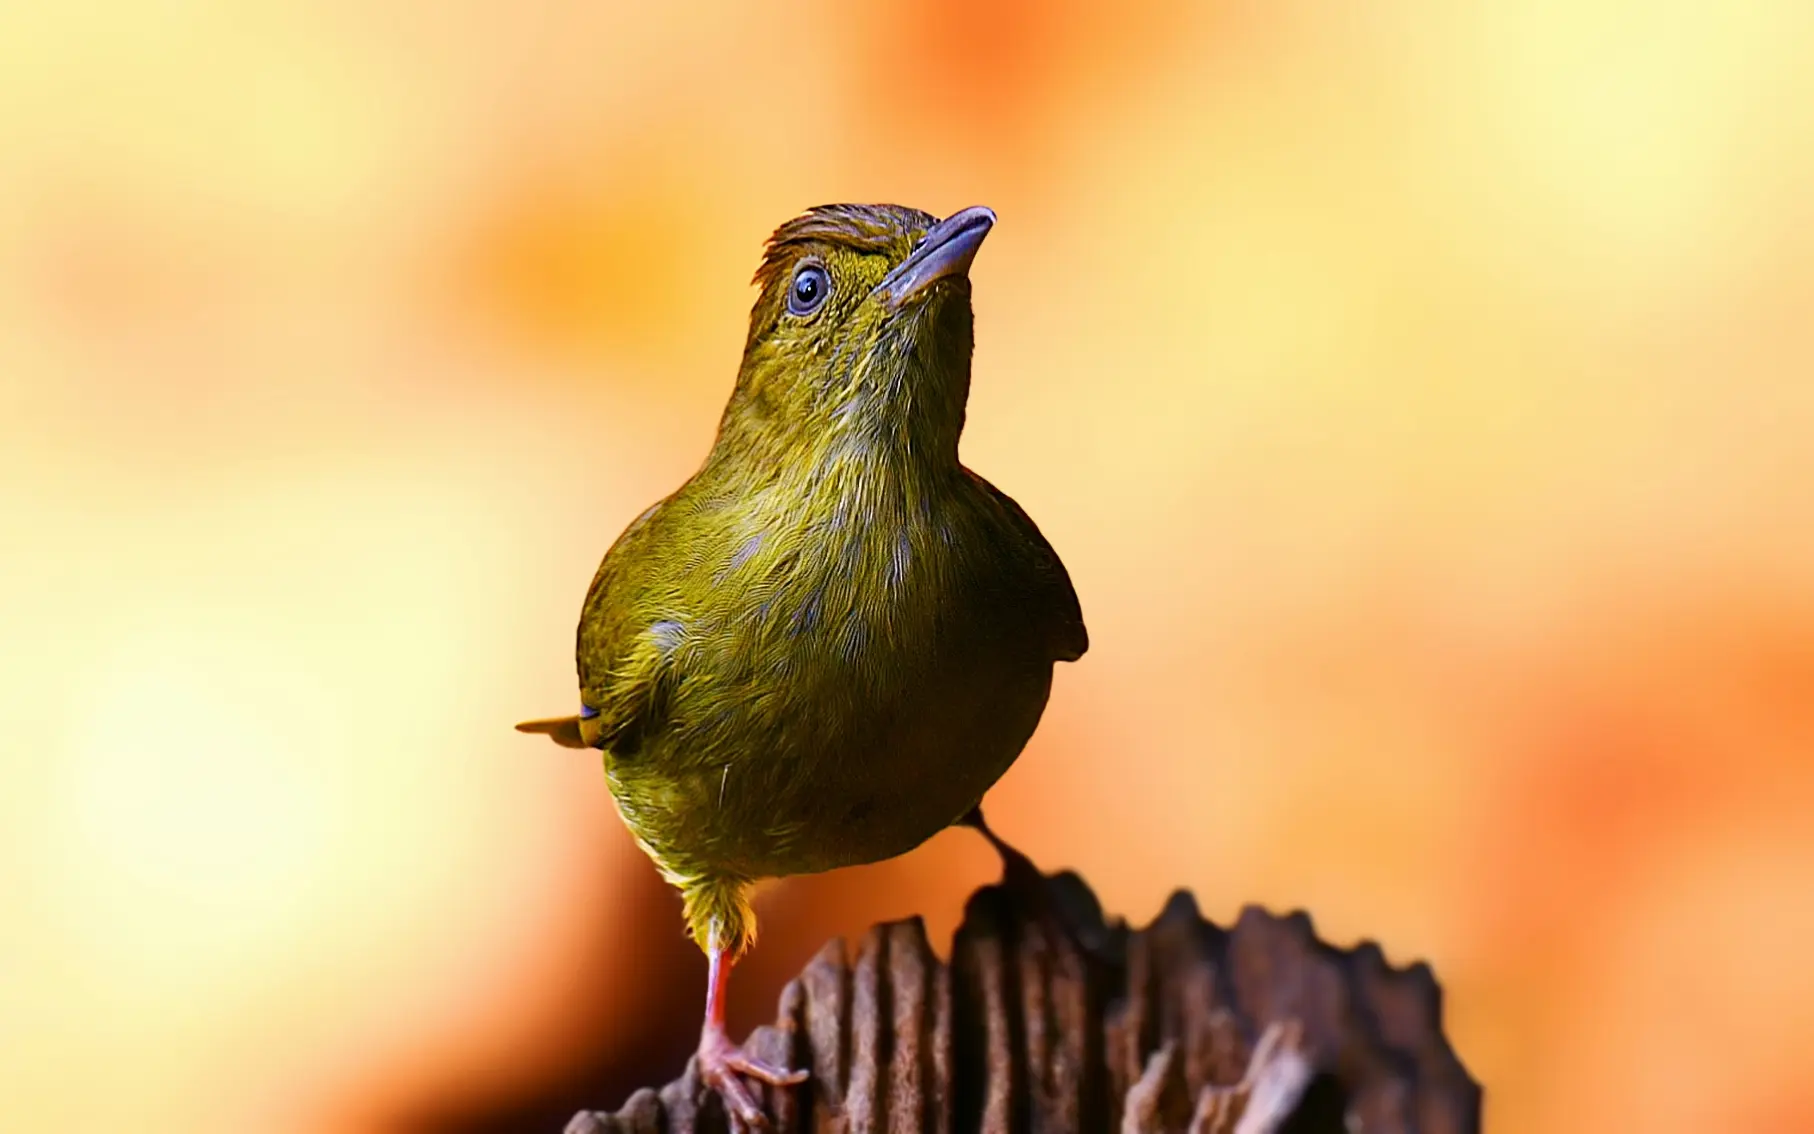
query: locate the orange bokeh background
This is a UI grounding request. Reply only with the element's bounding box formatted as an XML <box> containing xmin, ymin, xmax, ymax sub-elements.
<box><xmin>4</xmin><ymin>2</ymin><xmax>1812</xmax><ymax>1131</ymax></box>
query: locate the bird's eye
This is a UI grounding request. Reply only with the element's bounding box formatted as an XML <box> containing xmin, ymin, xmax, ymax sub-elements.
<box><xmin>788</xmin><ymin>263</ymin><xmax>829</xmax><ymax>316</ymax></box>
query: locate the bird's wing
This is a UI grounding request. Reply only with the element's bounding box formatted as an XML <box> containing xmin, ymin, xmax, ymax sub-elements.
<box><xmin>967</xmin><ymin>470</ymin><xmax>1089</xmax><ymax>663</ymax></box>
<box><xmin>572</xmin><ymin>499</ymin><xmax>685</xmax><ymax>756</ymax></box>
<box><xmin>515</xmin><ymin>498</ymin><xmax>681</xmax><ymax>754</ymax></box>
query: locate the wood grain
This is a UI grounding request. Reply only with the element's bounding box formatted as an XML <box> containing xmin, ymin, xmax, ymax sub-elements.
<box><xmin>567</xmin><ymin>875</ymin><xmax>1480</xmax><ymax>1134</ymax></box>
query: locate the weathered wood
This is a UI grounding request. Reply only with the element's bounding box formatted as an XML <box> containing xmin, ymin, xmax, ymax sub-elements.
<box><xmin>566</xmin><ymin>873</ymin><xmax>1480</xmax><ymax>1134</ymax></box>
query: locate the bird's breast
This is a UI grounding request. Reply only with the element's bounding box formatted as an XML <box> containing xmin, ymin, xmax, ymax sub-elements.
<box><xmin>607</xmin><ymin>466</ymin><xmax>1056</xmax><ymax>878</ymax></box>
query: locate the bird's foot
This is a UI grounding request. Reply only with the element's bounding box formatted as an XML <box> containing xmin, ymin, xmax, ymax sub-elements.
<box><xmin>697</xmin><ymin>1024</ymin><xmax>807</xmax><ymax>1133</ymax></box>
<box><xmin>962</xmin><ymin>807</ymin><xmax>1119</xmax><ymax>966</ymax></box>
<box><xmin>1009</xmin><ymin>863</ymin><xmax>1119</xmax><ymax>967</ymax></box>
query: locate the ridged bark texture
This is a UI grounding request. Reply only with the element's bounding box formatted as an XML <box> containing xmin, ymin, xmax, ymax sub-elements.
<box><xmin>568</xmin><ymin>875</ymin><xmax>1481</xmax><ymax>1134</ymax></box>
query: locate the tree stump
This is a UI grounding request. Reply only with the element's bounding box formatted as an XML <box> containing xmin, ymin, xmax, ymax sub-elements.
<box><xmin>567</xmin><ymin>874</ymin><xmax>1481</xmax><ymax>1133</ymax></box>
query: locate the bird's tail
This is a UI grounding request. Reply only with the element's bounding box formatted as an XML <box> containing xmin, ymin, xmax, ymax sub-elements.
<box><xmin>514</xmin><ymin>715</ymin><xmax>592</xmax><ymax>749</ymax></box>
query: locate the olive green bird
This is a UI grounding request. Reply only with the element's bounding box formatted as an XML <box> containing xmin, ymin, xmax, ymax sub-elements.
<box><xmin>517</xmin><ymin>203</ymin><xmax>1086</xmax><ymax>1130</ymax></box>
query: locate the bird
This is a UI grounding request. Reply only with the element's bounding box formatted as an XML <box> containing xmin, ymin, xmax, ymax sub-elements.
<box><xmin>516</xmin><ymin>203</ymin><xmax>1086</xmax><ymax>1131</ymax></box>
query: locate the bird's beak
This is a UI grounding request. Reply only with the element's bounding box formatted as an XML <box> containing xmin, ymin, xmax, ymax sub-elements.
<box><xmin>876</xmin><ymin>206</ymin><xmax>996</xmax><ymax>307</ymax></box>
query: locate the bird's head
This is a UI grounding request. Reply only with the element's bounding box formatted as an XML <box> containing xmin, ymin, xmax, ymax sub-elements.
<box><xmin>715</xmin><ymin>203</ymin><xmax>996</xmax><ymax>466</ymax></box>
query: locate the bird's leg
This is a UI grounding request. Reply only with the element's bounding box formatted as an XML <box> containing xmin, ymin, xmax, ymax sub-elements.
<box><xmin>960</xmin><ymin>806</ymin><xmax>1113</xmax><ymax>963</ymax></box>
<box><xmin>960</xmin><ymin>805</ymin><xmax>1049</xmax><ymax>894</ymax></box>
<box><xmin>695</xmin><ymin>940</ymin><xmax>807</xmax><ymax>1134</ymax></box>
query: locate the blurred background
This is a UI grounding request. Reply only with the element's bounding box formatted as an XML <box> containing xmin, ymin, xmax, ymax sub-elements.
<box><xmin>3</xmin><ymin>1</ymin><xmax>1812</xmax><ymax>1131</ymax></box>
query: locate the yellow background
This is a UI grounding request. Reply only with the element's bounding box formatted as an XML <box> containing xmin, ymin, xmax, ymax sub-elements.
<box><xmin>4</xmin><ymin>2</ymin><xmax>1811</xmax><ymax>1131</ymax></box>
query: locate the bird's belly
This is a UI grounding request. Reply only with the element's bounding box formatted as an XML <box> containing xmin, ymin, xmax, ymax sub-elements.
<box><xmin>608</xmin><ymin>649</ymin><xmax>1054</xmax><ymax>883</ymax></box>
<box><xmin>765</xmin><ymin>663</ymin><xmax>1054</xmax><ymax>875</ymax></box>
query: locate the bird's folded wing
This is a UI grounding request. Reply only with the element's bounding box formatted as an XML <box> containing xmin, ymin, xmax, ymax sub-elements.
<box><xmin>970</xmin><ymin>471</ymin><xmax>1089</xmax><ymax>663</ymax></box>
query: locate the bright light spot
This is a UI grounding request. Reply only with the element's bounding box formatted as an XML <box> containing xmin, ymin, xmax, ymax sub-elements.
<box><xmin>57</xmin><ymin>623</ymin><xmax>332</xmax><ymax>964</ymax></box>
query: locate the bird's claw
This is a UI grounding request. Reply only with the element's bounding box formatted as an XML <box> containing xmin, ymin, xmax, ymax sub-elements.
<box><xmin>697</xmin><ymin>1026</ymin><xmax>807</xmax><ymax>1133</ymax></box>
<box><xmin>963</xmin><ymin>809</ymin><xmax>1115</xmax><ymax>964</ymax></box>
